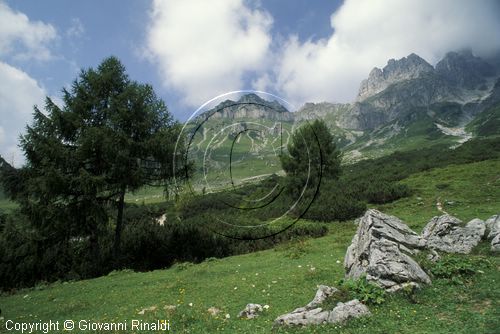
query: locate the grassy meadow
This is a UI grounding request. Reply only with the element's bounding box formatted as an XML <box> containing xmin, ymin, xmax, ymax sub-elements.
<box><xmin>1</xmin><ymin>159</ymin><xmax>498</xmax><ymax>333</ymax></box>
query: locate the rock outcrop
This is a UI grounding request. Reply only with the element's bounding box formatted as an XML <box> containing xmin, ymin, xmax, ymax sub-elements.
<box><xmin>436</xmin><ymin>50</ymin><xmax>496</xmax><ymax>90</ymax></box>
<box><xmin>421</xmin><ymin>215</ymin><xmax>485</xmax><ymax>254</ymax></box>
<box><xmin>201</xmin><ymin>93</ymin><xmax>293</xmax><ymax>121</ymax></box>
<box><xmin>273</xmin><ymin>286</ymin><xmax>370</xmax><ymax>327</ymax></box>
<box><xmin>357</xmin><ymin>53</ymin><xmax>435</xmax><ymax>101</ymax></box>
<box><xmin>485</xmin><ymin>214</ymin><xmax>500</xmax><ymax>251</ymax></box>
<box><xmin>491</xmin><ymin>234</ymin><xmax>500</xmax><ymax>252</ymax></box>
<box><xmin>344</xmin><ymin>209</ymin><xmax>431</xmax><ymax>291</ymax></box>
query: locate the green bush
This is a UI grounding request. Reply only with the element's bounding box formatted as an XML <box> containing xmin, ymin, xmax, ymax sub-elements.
<box><xmin>337</xmin><ymin>277</ymin><xmax>387</xmax><ymax>305</ymax></box>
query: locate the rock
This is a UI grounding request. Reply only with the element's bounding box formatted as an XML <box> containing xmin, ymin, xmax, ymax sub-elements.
<box><xmin>485</xmin><ymin>214</ymin><xmax>500</xmax><ymax>239</ymax></box>
<box><xmin>491</xmin><ymin>234</ymin><xmax>500</xmax><ymax>252</ymax></box>
<box><xmin>163</xmin><ymin>305</ymin><xmax>176</xmax><ymax>311</ymax></box>
<box><xmin>138</xmin><ymin>306</ymin><xmax>157</xmax><ymax>315</ymax></box>
<box><xmin>238</xmin><ymin>303</ymin><xmax>263</xmax><ymax>319</ymax></box>
<box><xmin>274</xmin><ymin>307</ymin><xmax>330</xmax><ymax>326</ymax></box>
<box><xmin>357</xmin><ymin>53</ymin><xmax>435</xmax><ymax>101</ymax></box>
<box><xmin>327</xmin><ymin>300</ymin><xmax>371</xmax><ymax>324</ymax></box>
<box><xmin>484</xmin><ymin>214</ymin><xmax>500</xmax><ymax>251</ymax></box>
<box><xmin>422</xmin><ymin>215</ymin><xmax>485</xmax><ymax>254</ymax></box>
<box><xmin>156</xmin><ymin>213</ymin><xmax>167</xmax><ymax>226</ymax></box>
<box><xmin>273</xmin><ymin>286</ymin><xmax>371</xmax><ymax>327</ymax></box>
<box><xmin>435</xmin><ymin>50</ymin><xmax>495</xmax><ymax>90</ymax></box>
<box><xmin>207</xmin><ymin>307</ymin><xmax>221</xmax><ymax>316</ymax></box>
<box><xmin>344</xmin><ymin>209</ymin><xmax>430</xmax><ymax>290</ymax></box>
<box><xmin>426</xmin><ymin>249</ymin><xmax>441</xmax><ymax>263</ymax></box>
<box><xmin>305</xmin><ymin>285</ymin><xmax>337</xmax><ymax>309</ymax></box>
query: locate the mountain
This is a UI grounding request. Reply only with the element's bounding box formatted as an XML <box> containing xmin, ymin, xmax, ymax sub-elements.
<box><xmin>187</xmin><ymin>50</ymin><xmax>500</xmax><ymax>184</ymax></box>
<box><xmin>199</xmin><ymin>93</ymin><xmax>292</xmax><ymax>121</ymax></box>
<box><xmin>310</xmin><ymin>50</ymin><xmax>499</xmax><ymax>160</ymax></box>
<box><xmin>357</xmin><ymin>53</ymin><xmax>435</xmax><ymax>101</ymax></box>
<box><xmin>435</xmin><ymin>50</ymin><xmax>496</xmax><ymax>90</ymax></box>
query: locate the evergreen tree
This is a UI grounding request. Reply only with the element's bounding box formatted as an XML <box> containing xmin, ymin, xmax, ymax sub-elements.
<box><xmin>280</xmin><ymin>119</ymin><xmax>342</xmax><ymax>195</ymax></box>
<box><xmin>4</xmin><ymin>57</ymin><xmax>185</xmax><ymax>267</ymax></box>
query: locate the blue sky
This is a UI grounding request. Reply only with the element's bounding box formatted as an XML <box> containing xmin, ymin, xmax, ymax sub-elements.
<box><xmin>1</xmin><ymin>0</ymin><xmax>500</xmax><ymax>166</ymax></box>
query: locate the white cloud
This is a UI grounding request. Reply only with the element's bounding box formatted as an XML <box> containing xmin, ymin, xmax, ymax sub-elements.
<box><xmin>0</xmin><ymin>1</ymin><xmax>57</xmax><ymax>61</ymax></box>
<box><xmin>66</xmin><ymin>18</ymin><xmax>85</xmax><ymax>38</ymax></box>
<box><xmin>0</xmin><ymin>61</ymin><xmax>46</xmax><ymax>167</ymax></box>
<box><xmin>145</xmin><ymin>0</ymin><xmax>273</xmax><ymax>106</ymax></box>
<box><xmin>270</xmin><ymin>0</ymin><xmax>500</xmax><ymax>105</ymax></box>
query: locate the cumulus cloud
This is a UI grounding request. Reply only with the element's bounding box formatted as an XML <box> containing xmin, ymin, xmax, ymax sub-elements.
<box><xmin>0</xmin><ymin>1</ymin><xmax>57</xmax><ymax>61</ymax></box>
<box><xmin>0</xmin><ymin>61</ymin><xmax>46</xmax><ymax>166</ymax></box>
<box><xmin>270</xmin><ymin>0</ymin><xmax>500</xmax><ymax>105</ymax></box>
<box><xmin>145</xmin><ymin>0</ymin><xmax>273</xmax><ymax>106</ymax></box>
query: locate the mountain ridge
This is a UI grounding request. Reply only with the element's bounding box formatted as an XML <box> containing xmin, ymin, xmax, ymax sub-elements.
<box><xmin>192</xmin><ymin>50</ymin><xmax>500</xmax><ymax>163</ymax></box>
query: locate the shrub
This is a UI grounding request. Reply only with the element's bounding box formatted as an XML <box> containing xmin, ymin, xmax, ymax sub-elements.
<box><xmin>337</xmin><ymin>277</ymin><xmax>386</xmax><ymax>305</ymax></box>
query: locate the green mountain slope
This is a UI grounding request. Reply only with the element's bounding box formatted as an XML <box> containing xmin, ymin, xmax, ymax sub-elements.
<box><xmin>466</xmin><ymin>104</ymin><xmax>500</xmax><ymax>137</ymax></box>
<box><xmin>342</xmin><ymin>102</ymin><xmax>475</xmax><ymax>160</ymax></box>
<box><xmin>1</xmin><ymin>159</ymin><xmax>498</xmax><ymax>333</ymax></box>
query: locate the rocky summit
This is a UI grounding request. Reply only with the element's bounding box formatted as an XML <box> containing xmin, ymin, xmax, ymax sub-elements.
<box><xmin>357</xmin><ymin>53</ymin><xmax>435</xmax><ymax>101</ymax></box>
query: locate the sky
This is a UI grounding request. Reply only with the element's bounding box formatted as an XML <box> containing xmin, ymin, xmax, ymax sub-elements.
<box><xmin>1</xmin><ymin>0</ymin><xmax>500</xmax><ymax>166</ymax></box>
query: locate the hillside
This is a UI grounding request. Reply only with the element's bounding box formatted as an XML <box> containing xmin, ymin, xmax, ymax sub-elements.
<box><xmin>184</xmin><ymin>51</ymin><xmax>500</xmax><ymax>183</ymax></box>
<box><xmin>1</xmin><ymin>159</ymin><xmax>498</xmax><ymax>333</ymax></box>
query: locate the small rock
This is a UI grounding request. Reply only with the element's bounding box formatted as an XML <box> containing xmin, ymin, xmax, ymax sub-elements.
<box><xmin>426</xmin><ymin>249</ymin><xmax>441</xmax><ymax>263</ymax></box>
<box><xmin>207</xmin><ymin>307</ymin><xmax>221</xmax><ymax>316</ymax></box>
<box><xmin>305</xmin><ymin>285</ymin><xmax>338</xmax><ymax>309</ymax></box>
<box><xmin>163</xmin><ymin>305</ymin><xmax>176</xmax><ymax>311</ymax></box>
<box><xmin>238</xmin><ymin>303</ymin><xmax>263</xmax><ymax>319</ymax></box>
<box><xmin>275</xmin><ymin>307</ymin><xmax>330</xmax><ymax>326</ymax></box>
<box><xmin>156</xmin><ymin>213</ymin><xmax>167</xmax><ymax>226</ymax></box>
<box><xmin>274</xmin><ymin>290</ymin><xmax>371</xmax><ymax>328</ymax></box>
<box><xmin>327</xmin><ymin>299</ymin><xmax>371</xmax><ymax>324</ymax></box>
<box><xmin>138</xmin><ymin>306</ymin><xmax>157</xmax><ymax>315</ymax></box>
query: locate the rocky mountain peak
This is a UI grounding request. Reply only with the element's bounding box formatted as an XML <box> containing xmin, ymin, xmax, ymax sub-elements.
<box><xmin>357</xmin><ymin>53</ymin><xmax>434</xmax><ymax>101</ymax></box>
<box><xmin>237</xmin><ymin>93</ymin><xmax>265</xmax><ymax>104</ymax></box>
<box><xmin>435</xmin><ymin>50</ymin><xmax>496</xmax><ymax>90</ymax></box>
<box><xmin>200</xmin><ymin>93</ymin><xmax>291</xmax><ymax>121</ymax></box>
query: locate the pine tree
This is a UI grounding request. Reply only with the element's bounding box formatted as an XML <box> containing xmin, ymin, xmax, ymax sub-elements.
<box><xmin>4</xmin><ymin>56</ymin><xmax>185</xmax><ymax>268</ymax></box>
<box><xmin>280</xmin><ymin>119</ymin><xmax>342</xmax><ymax>195</ymax></box>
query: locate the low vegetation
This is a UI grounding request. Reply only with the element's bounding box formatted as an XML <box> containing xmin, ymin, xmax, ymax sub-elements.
<box><xmin>1</xmin><ymin>158</ymin><xmax>498</xmax><ymax>333</ymax></box>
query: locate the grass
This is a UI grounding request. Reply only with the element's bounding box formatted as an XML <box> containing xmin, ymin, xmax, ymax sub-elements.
<box><xmin>1</xmin><ymin>160</ymin><xmax>499</xmax><ymax>333</ymax></box>
<box><xmin>378</xmin><ymin>159</ymin><xmax>500</xmax><ymax>231</ymax></box>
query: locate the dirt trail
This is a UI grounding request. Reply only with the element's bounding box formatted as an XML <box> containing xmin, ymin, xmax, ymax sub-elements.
<box><xmin>436</xmin><ymin>197</ymin><xmax>449</xmax><ymax>215</ymax></box>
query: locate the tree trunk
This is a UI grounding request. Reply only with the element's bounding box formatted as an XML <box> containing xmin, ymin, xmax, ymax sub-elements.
<box><xmin>89</xmin><ymin>225</ymin><xmax>100</xmax><ymax>275</ymax></box>
<box><xmin>113</xmin><ymin>185</ymin><xmax>126</xmax><ymax>263</ymax></box>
